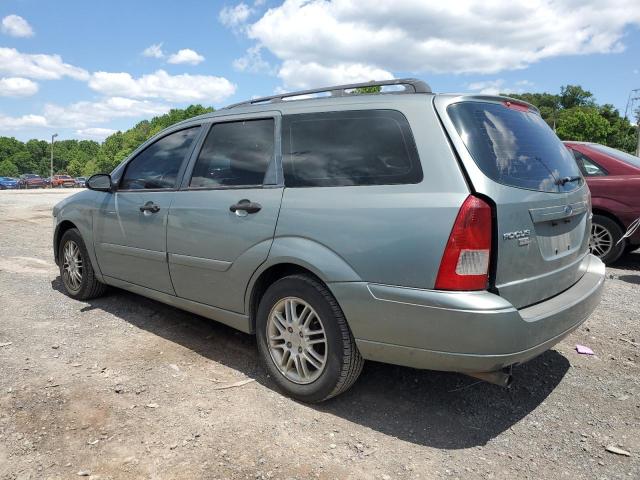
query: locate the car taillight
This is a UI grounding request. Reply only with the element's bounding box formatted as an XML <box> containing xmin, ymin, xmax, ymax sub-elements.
<box><xmin>435</xmin><ymin>195</ymin><xmax>492</xmax><ymax>291</ymax></box>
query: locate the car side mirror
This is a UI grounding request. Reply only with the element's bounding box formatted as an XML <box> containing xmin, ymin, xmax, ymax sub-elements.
<box><xmin>86</xmin><ymin>174</ymin><xmax>114</xmax><ymax>192</ymax></box>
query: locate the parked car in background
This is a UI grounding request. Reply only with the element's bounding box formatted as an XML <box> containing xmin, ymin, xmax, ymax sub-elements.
<box><xmin>0</xmin><ymin>176</ymin><xmax>19</xmax><ymax>189</ymax></box>
<box><xmin>564</xmin><ymin>141</ymin><xmax>640</xmax><ymax>264</ymax></box>
<box><xmin>74</xmin><ymin>177</ymin><xmax>87</xmax><ymax>188</ymax></box>
<box><xmin>51</xmin><ymin>174</ymin><xmax>76</xmax><ymax>188</ymax></box>
<box><xmin>19</xmin><ymin>174</ymin><xmax>46</xmax><ymax>189</ymax></box>
<box><xmin>53</xmin><ymin>79</ymin><xmax>605</xmax><ymax>402</ymax></box>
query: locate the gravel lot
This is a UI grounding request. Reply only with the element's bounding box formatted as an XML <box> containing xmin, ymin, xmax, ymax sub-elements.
<box><xmin>0</xmin><ymin>189</ymin><xmax>638</xmax><ymax>480</ymax></box>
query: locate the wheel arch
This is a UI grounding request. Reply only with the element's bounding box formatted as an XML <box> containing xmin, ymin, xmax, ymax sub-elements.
<box><xmin>53</xmin><ymin>220</ymin><xmax>78</xmax><ymax>265</ymax></box>
<box><xmin>246</xmin><ymin>240</ymin><xmax>362</xmax><ymax>333</ymax></box>
<box><xmin>591</xmin><ymin>208</ymin><xmax>626</xmax><ymax>232</ymax></box>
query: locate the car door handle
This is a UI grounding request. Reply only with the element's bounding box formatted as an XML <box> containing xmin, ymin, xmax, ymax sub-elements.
<box><xmin>139</xmin><ymin>201</ymin><xmax>160</xmax><ymax>213</ymax></box>
<box><xmin>229</xmin><ymin>199</ymin><xmax>262</xmax><ymax>214</ymax></box>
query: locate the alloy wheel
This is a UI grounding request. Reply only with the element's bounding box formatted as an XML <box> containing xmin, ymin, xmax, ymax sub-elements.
<box><xmin>62</xmin><ymin>240</ymin><xmax>83</xmax><ymax>292</ymax></box>
<box><xmin>266</xmin><ymin>297</ymin><xmax>327</xmax><ymax>384</ymax></box>
<box><xmin>590</xmin><ymin>223</ymin><xmax>613</xmax><ymax>258</ymax></box>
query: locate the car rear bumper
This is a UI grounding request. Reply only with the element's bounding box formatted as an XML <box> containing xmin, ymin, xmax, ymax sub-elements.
<box><xmin>330</xmin><ymin>254</ymin><xmax>605</xmax><ymax>373</ymax></box>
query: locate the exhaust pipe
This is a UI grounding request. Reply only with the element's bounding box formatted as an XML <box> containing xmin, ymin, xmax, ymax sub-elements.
<box><xmin>465</xmin><ymin>367</ymin><xmax>513</xmax><ymax>388</ymax></box>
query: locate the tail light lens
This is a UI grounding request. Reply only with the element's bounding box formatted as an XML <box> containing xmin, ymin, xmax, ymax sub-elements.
<box><xmin>435</xmin><ymin>195</ymin><xmax>492</xmax><ymax>290</ymax></box>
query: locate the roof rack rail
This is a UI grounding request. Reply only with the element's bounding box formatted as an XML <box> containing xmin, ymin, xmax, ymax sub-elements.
<box><xmin>223</xmin><ymin>78</ymin><xmax>432</xmax><ymax>110</ymax></box>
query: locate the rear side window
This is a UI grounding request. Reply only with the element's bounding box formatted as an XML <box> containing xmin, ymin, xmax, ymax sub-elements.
<box><xmin>190</xmin><ymin>119</ymin><xmax>274</xmax><ymax>188</ymax></box>
<box><xmin>283</xmin><ymin>110</ymin><xmax>422</xmax><ymax>187</ymax></box>
<box><xmin>447</xmin><ymin>102</ymin><xmax>583</xmax><ymax>193</ymax></box>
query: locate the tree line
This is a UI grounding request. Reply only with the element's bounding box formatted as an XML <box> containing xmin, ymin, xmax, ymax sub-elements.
<box><xmin>0</xmin><ymin>86</ymin><xmax>637</xmax><ymax>178</ymax></box>
<box><xmin>0</xmin><ymin>105</ymin><xmax>213</xmax><ymax>178</ymax></box>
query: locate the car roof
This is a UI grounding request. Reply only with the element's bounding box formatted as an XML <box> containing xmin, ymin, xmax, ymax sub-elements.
<box><xmin>171</xmin><ymin>78</ymin><xmax>538</xmax><ymax>127</ymax></box>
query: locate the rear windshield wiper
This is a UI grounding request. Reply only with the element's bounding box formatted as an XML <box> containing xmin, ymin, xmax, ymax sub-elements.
<box><xmin>555</xmin><ymin>175</ymin><xmax>582</xmax><ymax>186</ymax></box>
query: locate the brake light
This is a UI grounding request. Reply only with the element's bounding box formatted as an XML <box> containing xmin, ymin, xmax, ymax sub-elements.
<box><xmin>502</xmin><ymin>101</ymin><xmax>530</xmax><ymax>112</ymax></box>
<box><xmin>435</xmin><ymin>195</ymin><xmax>492</xmax><ymax>291</ymax></box>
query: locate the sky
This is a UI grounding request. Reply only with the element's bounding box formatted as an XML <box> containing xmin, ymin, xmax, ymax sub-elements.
<box><xmin>0</xmin><ymin>0</ymin><xmax>639</xmax><ymax>142</ymax></box>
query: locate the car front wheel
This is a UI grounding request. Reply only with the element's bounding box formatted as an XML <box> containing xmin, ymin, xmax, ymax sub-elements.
<box><xmin>58</xmin><ymin>228</ymin><xmax>107</xmax><ymax>300</ymax></box>
<box><xmin>256</xmin><ymin>274</ymin><xmax>363</xmax><ymax>403</ymax></box>
<box><xmin>590</xmin><ymin>215</ymin><xmax>625</xmax><ymax>265</ymax></box>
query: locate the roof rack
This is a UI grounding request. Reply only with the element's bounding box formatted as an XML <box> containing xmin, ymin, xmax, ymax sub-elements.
<box><xmin>223</xmin><ymin>78</ymin><xmax>432</xmax><ymax>110</ymax></box>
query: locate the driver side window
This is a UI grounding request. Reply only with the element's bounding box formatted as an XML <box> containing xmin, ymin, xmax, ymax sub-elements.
<box><xmin>120</xmin><ymin>127</ymin><xmax>199</xmax><ymax>190</ymax></box>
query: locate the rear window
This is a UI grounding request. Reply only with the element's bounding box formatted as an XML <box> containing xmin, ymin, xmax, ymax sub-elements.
<box><xmin>588</xmin><ymin>144</ymin><xmax>640</xmax><ymax>169</ymax></box>
<box><xmin>283</xmin><ymin>110</ymin><xmax>422</xmax><ymax>187</ymax></box>
<box><xmin>447</xmin><ymin>101</ymin><xmax>583</xmax><ymax>193</ymax></box>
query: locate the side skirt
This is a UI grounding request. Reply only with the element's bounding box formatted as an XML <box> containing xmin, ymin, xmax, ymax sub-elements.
<box><xmin>103</xmin><ymin>275</ymin><xmax>252</xmax><ymax>334</ymax></box>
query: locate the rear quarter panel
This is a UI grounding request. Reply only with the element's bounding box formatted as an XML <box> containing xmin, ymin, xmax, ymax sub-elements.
<box><xmin>274</xmin><ymin>97</ymin><xmax>469</xmax><ymax>289</ymax></box>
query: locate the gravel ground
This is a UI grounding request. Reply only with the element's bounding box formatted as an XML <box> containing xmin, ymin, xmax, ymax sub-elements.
<box><xmin>0</xmin><ymin>189</ymin><xmax>638</xmax><ymax>480</ymax></box>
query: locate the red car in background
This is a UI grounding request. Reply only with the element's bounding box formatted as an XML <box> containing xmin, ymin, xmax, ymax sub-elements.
<box><xmin>18</xmin><ymin>174</ymin><xmax>46</xmax><ymax>189</ymax></box>
<box><xmin>564</xmin><ymin>141</ymin><xmax>640</xmax><ymax>265</ymax></box>
<box><xmin>51</xmin><ymin>174</ymin><xmax>76</xmax><ymax>188</ymax></box>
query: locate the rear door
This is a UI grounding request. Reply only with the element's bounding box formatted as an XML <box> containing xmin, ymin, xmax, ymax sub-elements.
<box><xmin>436</xmin><ymin>97</ymin><xmax>591</xmax><ymax>308</ymax></box>
<box><xmin>166</xmin><ymin>114</ymin><xmax>283</xmax><ymax>314</ymax></box>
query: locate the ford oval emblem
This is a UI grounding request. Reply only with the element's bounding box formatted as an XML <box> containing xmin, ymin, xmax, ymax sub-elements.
<box><xmin>564</xmin><ymin>205</ymin><xmax>573</xmax><ymax>215</ymax></box>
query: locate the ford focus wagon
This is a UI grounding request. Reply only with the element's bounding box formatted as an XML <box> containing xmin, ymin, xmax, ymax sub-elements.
<box><xmin>53</xmin><ymin>79</ymin><xmax>605</xmax><ymax>402</ymax></box>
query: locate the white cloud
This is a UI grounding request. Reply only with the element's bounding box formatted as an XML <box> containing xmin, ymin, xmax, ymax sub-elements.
<box><xmin>142</xmin><ymin>43</ymin><xmax>164</xmax><ymax>59</ymax></box>
<box><xmin>88</xmin><ymin>69</ymin><xmax>236</xmax><ymax>103</ymax></box>
<box><xmin>233</xmin><ymin>45</ymin><xmax>273</xmax><ymax>74</ymax></box>
<box><xmin>1</xmin><ymin>15</ymin><xmax>34</xmax><ymax>38</ymax></box>
<box><xmin>467</xmin><ymin>79</ymin><xmax>534</xmax><ymax>95</ymax></box>
<box><xmin>244</xmin><ymin>0</ymin><xmax>640</xmax><ymax>85</ymax></box>
<box><xmin>0</xmin><ymin>47</ymin><xmax>89</xmax><ymax>80</ymax></box>
<box><xmin>219</xmin><ymin>3</ymin><xmax>253</xmax><ymax>29</ymax></box>
<box><xmin>75</xmin><ymin>127</ymin><xmax>117</xmax><ymax>140</ymax></box>
<box><xmin>0</xmin><ymin>77</ymin><xmax>38</xmax><ymax>97</ymax></box>
<box><xmin>278</xmin><ymin>60</ymin><xmax>393</xmax><ymax>90</ymax></box>
<box><xmin>467</xmin><ymin>79</ymin><xmax>506</xmax><ymax>95</ymax></box>
<box><xmin>167</xmin><ymin>48</ymin><xmax>205</xmax><ymax>65</ymax></box>
<box><xmin>0</xmin><ymin>113</ymin><xmax>46</xmax><ymax>130</ymax></box>
<box><xmin>43</xmin><ymin>97</ymin><xmax>170</xmax><ymax>129</ymax></box>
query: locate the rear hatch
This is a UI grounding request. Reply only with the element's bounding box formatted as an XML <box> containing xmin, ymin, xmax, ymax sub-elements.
<box><xmin>435</xmin><ymin>96</ymin><xmax>591</xmax><ymax>308</ymax></box>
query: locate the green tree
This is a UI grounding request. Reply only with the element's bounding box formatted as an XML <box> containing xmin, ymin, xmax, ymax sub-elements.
<box><xmin>556</xmin><ymin>107</ymin><xmax>611</xmax><ymax>143</ymax></box>
<box><xmin>559</xmin><ymin>85</ymin><xmax>595</xmax><ymax>110</ymax></box>
<box><xmin>0</xmin><ymin>159</ymin><xmax>19</xmax><ymax>177</ymax></box>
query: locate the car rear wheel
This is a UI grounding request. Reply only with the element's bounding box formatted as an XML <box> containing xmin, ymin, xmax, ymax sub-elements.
<box><xmin>58</xmin><ymin>228</ymin><xmax>107</xmax><ymax>300</ymax></box>
<box><xmin>256</xmin><ymin>274</ymin><xmax>363</xmax><ymax>403</ymax></box>
<box><xmin>590</xmin><ymin>215</ymin><xmax>625</xmax><ymax>265</ymax></box>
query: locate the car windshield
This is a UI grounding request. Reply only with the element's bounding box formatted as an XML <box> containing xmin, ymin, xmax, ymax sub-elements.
<box><xmin>589</xmin><ymin>144</ymin><xmax>640</xmax><ymax>169</ymax></box>
<box><xmin>448</xmin><ymin>101</ymin><xmax>584</xmax><ymax>193</ymax></box>
<box><xmin>24</xmin><ymin>174</ymin><xmax>39</xmax><ymax>178</ymax></box>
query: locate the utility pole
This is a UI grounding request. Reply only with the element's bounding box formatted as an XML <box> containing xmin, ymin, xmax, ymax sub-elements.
<box><xmin>637</xmin><ymin>116</ymin><xmax>640</xmax><ymax>157</ymax></box>
<box><xmin>624</xmin><ymin>89</ymin><xmax>640</xmax><ymax>157</ymax></box>
<box><xmin>50</xmin><ymin>133</ymin><xmax>58</xmax><ymax>185</ymax></box>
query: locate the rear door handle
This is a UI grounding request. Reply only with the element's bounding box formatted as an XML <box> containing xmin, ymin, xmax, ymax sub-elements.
<box><xmin>229</xmin><ymin>199</ymin><xmax>262</xmax><ymax>215</ymax></box>
<box><xmin>139</xmin><ymin>201</ymin><xmax>160</xmax><ymax>213</ymax></box>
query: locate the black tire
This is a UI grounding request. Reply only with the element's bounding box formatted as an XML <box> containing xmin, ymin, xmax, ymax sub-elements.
<box><xmin>58</xmin><ymin>228</ymin><xmax>107</xmax><ymax>300</ymax></box>
<box><xmin>256</xmin><ymin>274</ymin><xmax>364</xmax><ymax>403</ymax></box>
<box><xmin>591</xmin><ymin>215</ymin><xmax>625</xmax><ymax>265</ymax></box>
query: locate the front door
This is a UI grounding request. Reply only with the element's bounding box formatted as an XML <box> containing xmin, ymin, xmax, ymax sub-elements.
<box><xmin>167</xmin><ymin>116</ymin><xmax>282</xmax><ymax>313</ymax></box>
<box><xmin>94</xmin><ymin>126</ymin><xmax>201</xmax><ymax>294</ymax></box>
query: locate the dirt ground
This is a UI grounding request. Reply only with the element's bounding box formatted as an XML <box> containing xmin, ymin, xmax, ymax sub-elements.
<box><xmin>0</xmin><ymin>189</ymin><xmax>638</xmax><ymax>480</ymax></box>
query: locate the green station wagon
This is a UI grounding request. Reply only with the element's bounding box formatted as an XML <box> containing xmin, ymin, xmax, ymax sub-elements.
<box><xmin>53</xmin><ymin>79</ymin><xmax>605</xmax><ymax>402</ymax></box>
